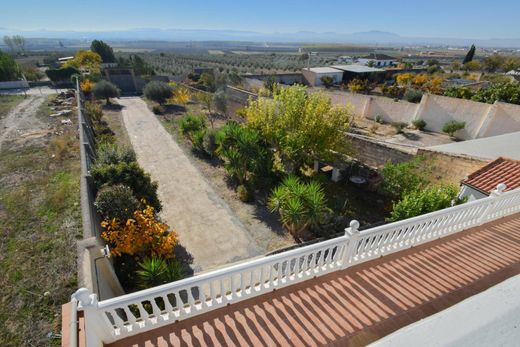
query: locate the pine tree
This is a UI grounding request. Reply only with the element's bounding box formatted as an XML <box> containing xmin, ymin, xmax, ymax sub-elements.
<box><xmin>463</xmin><ymin>44</ymin><xmax>476</xmax><ymax>64</ymax></box>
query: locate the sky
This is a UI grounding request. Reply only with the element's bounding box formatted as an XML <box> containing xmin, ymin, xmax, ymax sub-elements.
<box><xmin>1</xmin><ymin>0</ymin><xmax>519</xmax><ymax>39</ymax></box>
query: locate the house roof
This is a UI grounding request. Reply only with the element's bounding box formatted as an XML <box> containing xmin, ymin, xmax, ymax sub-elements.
<box><xmin>307</xmin><ymin>67</ymin><xmax>343</xmax><ymax>74</ymax></box>
<box><xmin>360</xmin><ymin>53</ymin><xmax>396</xmax><ymax>60</ymax></box>
<box><xmin>462</xmin><ymin>157</ymin><xmax>520</xmax><ymax>194</ymax></box>
<box><xmin>331</xmin><ymin>64</ymin><xmax>385</xmax><ymax>73</ymax></box>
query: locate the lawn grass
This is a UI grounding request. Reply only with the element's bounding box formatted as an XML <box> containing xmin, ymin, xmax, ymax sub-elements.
<box><xmin>0</xmin><ymin>96</ymin><xmax>81</xmax><ymax>346</ymax></box>
<box><xmin>0</xmin><ymin>94</ymin><xmax>24</xmax><ymax>119</ymax></box>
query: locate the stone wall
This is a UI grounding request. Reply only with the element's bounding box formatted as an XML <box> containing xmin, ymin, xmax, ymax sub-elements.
<box><xmin>417</xmin><ymin>149</ymin><xmax>489</xmax><ymax>185</ymax></box>
<box><xmin>347</xmin><ymin>134</ymin><xmax>414</xmax><ymax>168</ymax></box>
<box><xmin>347</xmin><ymin>134</ymin><xmax>488</xmax><ymax>185</ymax></box>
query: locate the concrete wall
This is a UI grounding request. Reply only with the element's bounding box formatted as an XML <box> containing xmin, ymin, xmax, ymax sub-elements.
<box><xmin>325</xmin><ymin>90</ymin><xmax>520</xmax><ymax>140</ymax></box>
<box><xmin>418</xmin><ymin>94</ymin><xmax>492</xmax><ymax>140</ymax></box>
<box><xmin>226</xmin><ymin>85</ymin><xmax>258</xmax><ymax>104</ymax></box>
<box><xmin>367</xmin><ymin>95</ymin><xmax>420</xmax><ymax>124</ymax></box>
<box><xmin>479</xmin><ymin>102</ymin><xmax>520</xmax><ymax>138</ymax></box>
<box><xmin>0</xmin><ymin>80</ymin><xmax>29</xmax><ymax>90</ymax></box>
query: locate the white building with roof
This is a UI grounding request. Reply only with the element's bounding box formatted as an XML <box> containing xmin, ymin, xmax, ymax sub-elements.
<box><xmin>301</xmin><ymin>67</ymin><xmax>344</xmax><ymax>86</ymax></box>
<box><xmin>357</xmin><ymin>53</ymin><xmax>397</xmax><ymax>67</ymax></box>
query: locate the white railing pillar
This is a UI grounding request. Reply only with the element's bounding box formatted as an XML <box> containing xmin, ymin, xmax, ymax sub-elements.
<box><xmin>72</xmin><ymin>288</ymin><xmax>112</xmax><ymax>347</ymax></box>
<box><xmin>342</xmin><ymin>220</ymin><xmax>360</xmax><ymax>268</ymax></box>
<box><xmin>478</xmin><ymin>183</ymin><xmax>507</xmax><ymax>224</ymax></box>
<box><xmin>491</xmin><ymin>183</ymin><xmax>507</xmax><ymax>197</ymax></box>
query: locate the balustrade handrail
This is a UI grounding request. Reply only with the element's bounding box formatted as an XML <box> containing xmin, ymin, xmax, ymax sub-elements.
<box><xmin>72</xmin><ymin>184</ymin><xmax>520</xmax><ymax>346</ymax></box>
<box><xmin>96</xmin><ymin>234</ymin><xmax>349</xmax><ymax>309</ymax></box>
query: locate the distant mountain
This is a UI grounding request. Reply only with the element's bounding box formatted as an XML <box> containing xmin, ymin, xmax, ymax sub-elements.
<box><xmin>1</xmin><ymin>27</ymin><xmax>520</xmax><ymax>48</ymax></box>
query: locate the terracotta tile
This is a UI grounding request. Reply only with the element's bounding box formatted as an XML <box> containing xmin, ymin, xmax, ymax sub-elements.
<box><xmin>107</xmin><ymin>213</ymin><xmax>520</xmax><ymax>347</ymax></box>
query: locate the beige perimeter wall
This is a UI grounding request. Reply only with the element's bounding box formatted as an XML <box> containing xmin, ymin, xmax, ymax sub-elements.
<box><xmin>325</xmin><ymin>90</ymin><xmax>520</xmax><ymax>140</ymax></box>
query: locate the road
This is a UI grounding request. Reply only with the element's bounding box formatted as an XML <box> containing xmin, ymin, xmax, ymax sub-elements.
<box><xmin>118</xmin><ymin>97</ymin><xmax>262</xmax><ymax>272</ymax></box>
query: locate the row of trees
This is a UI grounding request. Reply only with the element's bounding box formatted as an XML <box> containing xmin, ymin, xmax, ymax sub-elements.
<box><xmin>444</xmin><ymin>82</ymin><xmax>520</xmax><ymax>105</ymax></box>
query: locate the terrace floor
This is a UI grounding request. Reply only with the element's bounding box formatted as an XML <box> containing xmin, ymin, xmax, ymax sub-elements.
<box><xmin>107</xmin><ymin>213</ymin><xmax>520</xmax><ymax>347</ymax></box>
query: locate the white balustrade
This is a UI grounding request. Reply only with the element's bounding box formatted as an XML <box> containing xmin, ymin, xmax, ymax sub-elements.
<box><xmin>72</xmin><ymin>185</ymin><xmax>520</xmax><ymax>346</ymax></box>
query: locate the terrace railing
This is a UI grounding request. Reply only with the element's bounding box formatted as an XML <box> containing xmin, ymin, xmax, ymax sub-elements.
<box><xmin>70</xmin><ymin>184</ymin><xmax>520</xmax><ymax>346</ymax></box>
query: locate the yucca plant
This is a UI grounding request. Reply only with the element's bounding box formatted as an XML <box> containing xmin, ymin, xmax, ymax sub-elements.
<box><xmin>218</xmin><ymin>123</ymin><xmax>271</xmax><ymax>185</ymax></box>
<box><xmin>136</xmin><ymin>257</ymin><xmax>168</xmax><ymax>289</ymax></box>
<box><xmin>268</xmin><ymin>176</ymin><xmax>329</xmax><ymax>240</ymax></box>
<box><xmin>164</xmin><ymin>260</ymin><xmax>185</xmax><ymax>282</ymax></box>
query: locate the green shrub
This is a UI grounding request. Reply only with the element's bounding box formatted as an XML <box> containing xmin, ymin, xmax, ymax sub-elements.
<box><xmin>268</xmin><ymin>176</ymin><xmax>329</xmax><ymax>240</ymax></box>
<box><xmin>218</xmin><ymin>123</ymin><xmax>272</xmax><ymax>185</ymax></box>
<box><xmin>380</xmin><ymin>157</ymin><xmax>429</xmax><ymax>200</ymax></box>
<box><xmin>442</xmin><ymin>120</ymin><xmax>466</xmax><ymax>137</ymax></box>
<box><xmin>191</xmin><ymin>129</ymin><xmax>206</xmax><ymax>153</ymax></box>
<box><xmin>136</xmin><ymin>256</ymin><xmax>185</xmax><ymax>289</ymax></box>
<box><xmin>85</xmin><ymin>101</ymin><xmax>103</xmax><ymax>123</ymax></box>
<box><xmin>203</xmin><ymin>129</ymin><xmax>219</xmax><ymax>156</ymax></box>
<box><xmin>92</xmin><ymin>80</ymin><xmax>120</xmax><ymax>104</ymax></box>
<box><xmin>391</xmin><ymin>122</ymin><xmax>407</xmax><ymax>133</ymax></box>
<box><xmin>237</xmin><ymin>184</ymin><xmax>252</xmax><ymax>202</ymax></box>
<box><xmin>91</xmin><ymin>161</ymin><xmax>162</xmax><ymax>211</ymax></box>
<box><xmin>412</xmin><ymin>118</ymin><xmax>427</xmax><ymax>130</ymax></box>
<box><xmin>375</xmin><ymin>115</ymin><xmax>385</xmax><ymax>124</ymax></box>
<box><xmin>152</xmin><ymin>105</ymin><xmax>162</xmax><ymax>115</ymax></box>
<box><xmin>179</xmin><ymin>114</ymin><xmax>206</xmax><ymax>137</ymax></box>
<box><xmin>94</xmin><ymin>184</ymin><xmax>140</xmax><ymax>222</ymax></box>
<box><xmin>404</xmin><ymin>88</ymin><xmax>423</xmax><ymax>103</ymax></box>
<box><xmin>96</xmin><ymin>143</ymin><xmax>136</xmax><ymax>166</ymax></box>
<box><xmin>143</xmin><ymin>81</ymin><xmax>172</xmax><ymax>105</ymax></box>
<box><xmin>389</xmin><ymin>185</ymin><xmax>465</xmax><ymax>221</ymax></box>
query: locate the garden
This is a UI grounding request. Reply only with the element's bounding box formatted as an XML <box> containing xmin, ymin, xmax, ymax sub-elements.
<box><xmin>82</xmin><ymin>76</ymin><xmax>191</xmax><ymax>293</ymax></box>
<box><xmin>142</xmin><ymin>78</ymin><xmax>466</xmax><ymax>249</ymax></box>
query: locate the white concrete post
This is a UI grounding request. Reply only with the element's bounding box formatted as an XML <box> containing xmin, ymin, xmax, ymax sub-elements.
<box><xmin>313</xmin><ymin>160</ymin><xmax>319</xmax><ymax>173</ymax></box>
<box><xmin>479</xmin><ymin>183</ymin><xmax>507</xmax><ymax>225</ymax></box>
<box><xmin>342</xmin><ymin>220</ymin><xmax>360</xmax><ymax>268</ymax></box>
<box><xmin>491</xmin><ymin>183</ymin><xmax>507</xmax><ymax>197</ymax></box>
<box><xmin>72</xmin><ymin>288</ymin><xmax>112</xmax><ymax>347</ymax></box>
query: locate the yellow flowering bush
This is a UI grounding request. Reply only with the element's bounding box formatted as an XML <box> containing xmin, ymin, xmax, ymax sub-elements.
<box><xmin>101</xmin><ymin>205</ymin><xmax>177</xmax><ymax>258</ymax></box>
<box><xmin>80</xmin><ymin>79</ymin><xmax>93</xmax><ymax>94</ymax></box>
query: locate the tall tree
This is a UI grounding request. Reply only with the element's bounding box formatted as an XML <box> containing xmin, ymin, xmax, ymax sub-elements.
<box><xmin>3</xmin><ymin>36</ymin><xmax>15</xmax><ymax>54</ymax></box>
<box><xmin>0</xmin><ymin>51</ymin><xmax>20</xmax><ymax>81</ymax></box>
<box><xmin>90</xmin><ymin>40</ymin><xmax>116</xmax><ymax>63</ymax></box>
<box><xmin>244</xmin><ymin>85</ymin><xmax>352</xmax><ymax>171</ymax></box>
<box><xmin>12</xmin><ymin>35</ymin><xmax>25</xmax><ymax>54</ymax></box>
<box><xmin>463</xmin><ymin>44</ymin><xmax>476</xmax><ymax>64</ymax></box>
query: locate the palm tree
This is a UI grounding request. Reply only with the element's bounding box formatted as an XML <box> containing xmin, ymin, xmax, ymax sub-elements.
<box><xmin>268</xmin><ymin>176</ymin><xmax>329</xmax><ymax>240</ymax></box>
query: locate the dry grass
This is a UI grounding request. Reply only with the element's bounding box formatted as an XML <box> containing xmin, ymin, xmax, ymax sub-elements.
<box><xmin>0</xmin><ymin>95</ymin><xmax>24</xmax><ymax>119</ymax></box>
<box><xmin>0</xmin><ymin>96</ymin><xmax>81</xmax><ymax>346</ymax></box>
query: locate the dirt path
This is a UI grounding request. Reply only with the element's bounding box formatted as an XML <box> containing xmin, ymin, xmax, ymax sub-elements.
<box><xmin>118</xmin><ymin>97</ymin><xmax>263</xmax><ymax>272</ymax></box>
<box><xmin>0</xmin><ymin>96</ymin><xmax>46</xmax><ymax>150</ymax></box>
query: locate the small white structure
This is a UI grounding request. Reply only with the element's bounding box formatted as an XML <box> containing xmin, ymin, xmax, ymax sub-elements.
<box><xmin>357</xmin><ymin>53</ymin><xmax>396</xmax><ymax>67</ymax></box>
<box><xmin>302</xmin><ymin>67</ymin><xmax>344</xmax><ymax>87</ymax></box>
<box><xmin>58</xmin><ymin>56</ymin><xmax>74</xmax><ymax>65</ymax></box>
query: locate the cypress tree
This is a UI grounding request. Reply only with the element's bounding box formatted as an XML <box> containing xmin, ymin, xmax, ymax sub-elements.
<box><xmin>463</xmin><ymin>44</ymin><xmax>476</xmax><ymax>64</ymax></box>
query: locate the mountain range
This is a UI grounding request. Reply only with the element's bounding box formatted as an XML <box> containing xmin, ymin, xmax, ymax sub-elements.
<box><xmin>1</xmin><ymin>28</ymin><xmax>520</xmax><ymax>48</ymax></box>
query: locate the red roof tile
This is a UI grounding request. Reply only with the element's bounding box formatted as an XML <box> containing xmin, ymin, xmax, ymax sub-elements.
<box><xmin>463</xmin><ymin>157</ymin><xmax>520</xmax><ymax>194</ymax></box>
